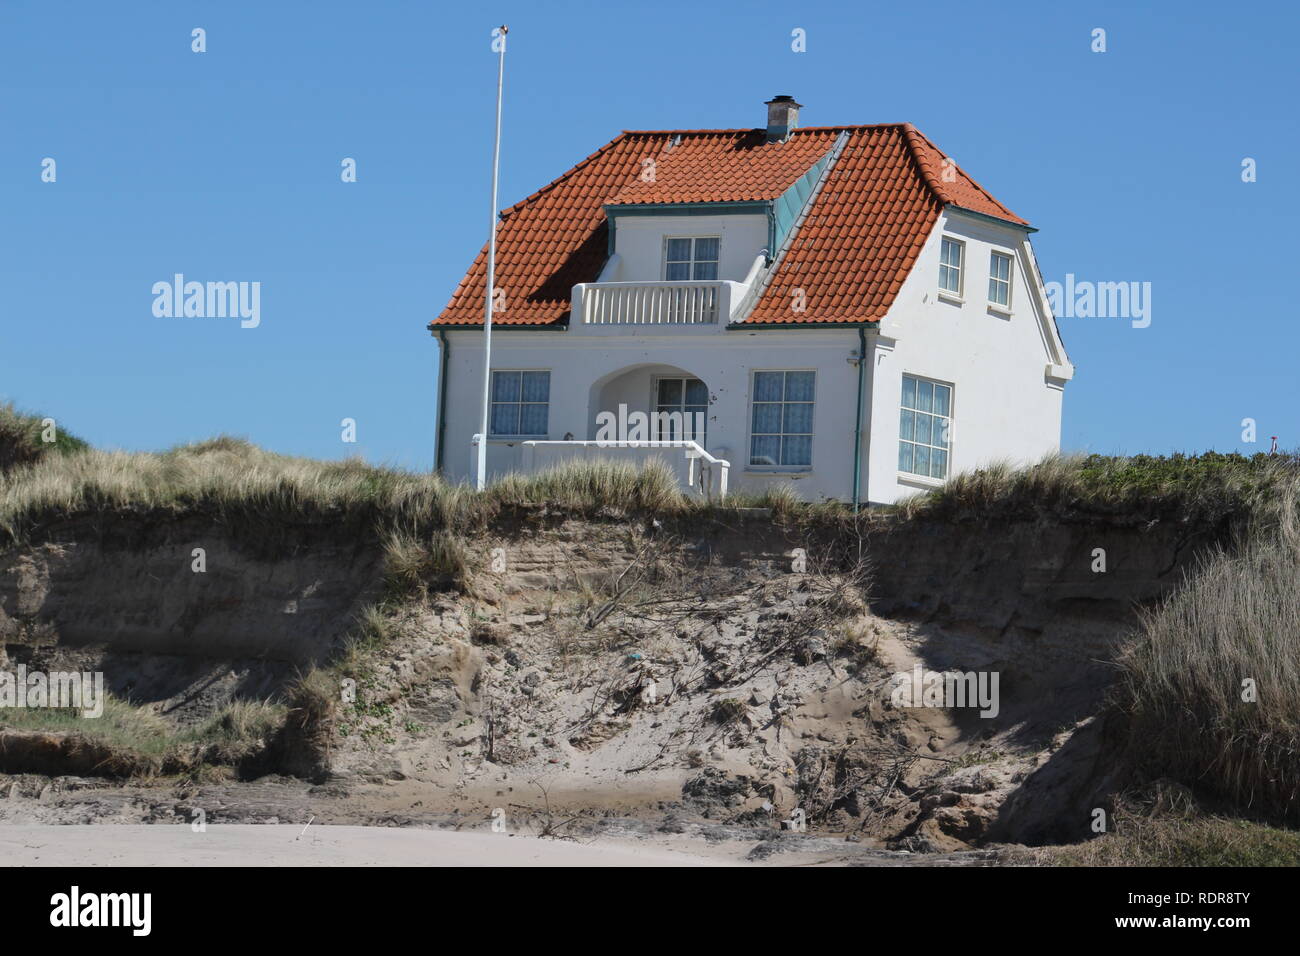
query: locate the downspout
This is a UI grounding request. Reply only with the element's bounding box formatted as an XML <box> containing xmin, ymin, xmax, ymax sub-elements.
<box><xmin>435</xmin><ymin>329</ymin><xmax>450</xmax><ymax>474</ymax></box>
<box><xmin>852</xmin><ymin>326</ymin><xmax>866</xmax><ymax>513</ymax></box>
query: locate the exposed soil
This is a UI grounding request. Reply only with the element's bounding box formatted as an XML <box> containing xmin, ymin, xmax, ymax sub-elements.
<box><xmin>0</xmin><ymin>512</ymin><xmax>384</xmax><ymax>720</ymax></box>
<box><xmin>0</xmin><ymin>509</ymin><xmax>1230</xmax><ymax>862</ymax></box>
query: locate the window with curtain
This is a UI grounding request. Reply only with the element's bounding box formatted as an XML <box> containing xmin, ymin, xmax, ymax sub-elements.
<box><xmin>664</xmin><ymin>237</ymin><xmax>720</xmax><ymax>281</ymax></box>
<box><xmin>489</xmin><ymin>370</ymin><xmax>550</xmax><ymax>436</ymax></box>
<box><xmin>899</xmin><ymin>374</ymin><xmax>952</xmax><ymax>479</ymax></box>
<box><xmin>749</xmin><ymin>370</ymin><xmax>815</xmax><ymax>468</ymax></box>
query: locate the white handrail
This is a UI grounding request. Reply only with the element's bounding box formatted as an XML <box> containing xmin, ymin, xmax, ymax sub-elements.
<box><xmin>521</xmin><ymin>440</ymin><xmax>730</xmax><ymax>499</ymax></box>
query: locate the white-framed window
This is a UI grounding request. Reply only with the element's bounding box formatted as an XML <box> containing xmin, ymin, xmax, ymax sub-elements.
<box><xmin>653</xmin><ymin>377</ymin><xmax>708</xmax><ymax>444</ymax></box>
<box><xmin>989</xmin><ymin>250</ymin><xmax>1013</xmax><ymax>308</ymax></box>
<box><xmin>939</xmin><ymin>237</ymin><xmax>964</xmax><ymax>295</ymax></box>
<box><xmin>664</xmin><ymin>237</ymin><xmax>720</xmax><ymax>281</ymax></box>
<box><xmin>899</xmin><ymin>374</ymin><xmax>952</xmax><ymax>480</ymax></box>
<box><xmin>489</xmin><ymin>370</ymin><xmax>550</xmax><ymax>437</ymax></box>
<box><xmin>749</xmin><ymin>370</ymin><xmax>815</xmax><ymax>469</ymax></box>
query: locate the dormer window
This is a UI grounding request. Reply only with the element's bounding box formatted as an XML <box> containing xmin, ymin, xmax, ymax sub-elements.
<box><xmin>664</xmin><ymin>237</ymin><xmax>720</xmax><ymax>281</ymax></box>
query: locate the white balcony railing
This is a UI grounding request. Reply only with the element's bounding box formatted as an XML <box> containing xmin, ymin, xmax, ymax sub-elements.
<box><xmin>577</xmin><ymin>281</ymin><xmax>726</xmax><ymax>325</ymax></box>
<box><xmin>571</xmin><ymin>253</ymin><xmax>767</xmax><ymax>327</ymax></box>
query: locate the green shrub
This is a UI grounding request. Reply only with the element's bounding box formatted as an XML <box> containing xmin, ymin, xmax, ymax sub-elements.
<box><xmin>897</xmin><ymin>451</ymin><xmax>1299</xmax><ymax>526</ymax></box>
<box><xmin>0</xmin><ymin>402</ymin><xmax>89</xmax><ymax>473</ymax></box>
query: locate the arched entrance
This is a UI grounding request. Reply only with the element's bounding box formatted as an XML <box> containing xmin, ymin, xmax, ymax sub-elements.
<box><xmin>588</xmin><ymin>364</ymin><xmax>712</xmax><ymax>448</ymax></box>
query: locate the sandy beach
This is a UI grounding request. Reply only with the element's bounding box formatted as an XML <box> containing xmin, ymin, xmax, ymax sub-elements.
<box><xmin>0</xmin><ymin>823</ymin><xmax>735</xmax><ymax>867</ymax></box>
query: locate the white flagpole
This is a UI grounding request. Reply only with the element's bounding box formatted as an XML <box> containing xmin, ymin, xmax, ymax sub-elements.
<box><xmin>476</xmin><ymin>24</ymin><xmax>508</xmax><ymax>491</ymax></box>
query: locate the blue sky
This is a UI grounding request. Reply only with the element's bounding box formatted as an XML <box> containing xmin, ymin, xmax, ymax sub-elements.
<box><xmin>1</xmin><ymin>0</ymin><xmax>1294</xmax><ymax>469</ymax></box>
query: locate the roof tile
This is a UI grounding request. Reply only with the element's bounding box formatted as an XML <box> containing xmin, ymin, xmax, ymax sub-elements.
<box><xmin>432</xmin><ymin>123</ymin><xmax>1027</xmax><ymax>328</ymax></box>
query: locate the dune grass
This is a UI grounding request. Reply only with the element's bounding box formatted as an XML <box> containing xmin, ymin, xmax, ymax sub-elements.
<box><xmin>1045</xmin><ymin>817</ymin><xmax>1300</xmax><ymax>866</ymax></box>
<box><xmin>0</xmin><ymin>430</ymin><xmax>865</xmax><ymax>551</ymax></box>
<box><xmin>0</xmin><ymin>695</ymin><xmax>175</xmax><ymax>755</ymax></box>
<box><xmin>1042</xmin><ymin>785</ymin><xmax>1300</xmax><ymax>866</ymax></box>
<box><xmin>898</xmin><ymin>451</ymin><xmax>1299</xmax><ymax>524</ymax></box>
<box><xmin>1113</xmin><ymin>501</ymin><xmax>1300</xmax><ymax>818</ymax></box>
<box><xmin>12</xmin><ymin>428</ymin><xmax>1294</xmax><ymax>546</ymax></box>
<box><xmin>0</xmin><ymin>694</ymin><xmax>287</xmax><ymax>775</ymax></box>
<box><xmin>383</xmin><ymin>528</ymin><xmax>471</xmax><ymax>596</ymax></box>
<box><xmin>0</xmin><ymin>437</ymin><xmax>723</xmax><ymax>544</ymax></box>
<box><xmin>0</xmin><ymin>402</ymin><xmax>89</xmax><ymax>472</ymax></box>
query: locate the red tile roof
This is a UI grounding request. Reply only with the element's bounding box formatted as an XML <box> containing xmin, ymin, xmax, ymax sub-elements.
<box><xmin>431</xmin><ymin>123</ymin><xmax>1028</xmax><ymax>328</ymax></box>
<box><xmin>609</xmin><ymin>129</ymin><xmax>837</xmax><ymax>205</ymax></box>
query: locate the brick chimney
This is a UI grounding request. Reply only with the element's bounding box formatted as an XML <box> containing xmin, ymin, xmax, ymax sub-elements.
<box><xmin>765</xmin><ymin>95</ymin><xmax>802</xmax><ymax>142</ymax></box>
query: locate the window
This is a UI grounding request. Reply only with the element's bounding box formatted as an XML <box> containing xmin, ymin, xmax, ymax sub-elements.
<box><xmin>654</xmin><ymin>377</ymin><xmax>708</xmax><ymax>444</ymax></box>
<box><xmin>489</xmin><ymin>370</ymin><xmax>549</xmax><ymax>436</ymax></box>
<box><xmin>664</xmin><ymin>237</ymin><xmax>720</xmax><ymax>281</ymax></box>
<box><xmin>899</xmin><ymin>375</ymin><xmax>951</xmax><ymax>480</ymax></box>
<box><xmin>750</xmin><ymin>370</ymin><xmax>815</xmax><ymax>468</ymax></box>
<box><xmin>989</xmin><ymin>251</ymin><xmax>1013</xmax><ymax>308</ymax></box>
<box><xmin>939</xmin><ymin>237</ymin><xmax>964</xmax><ymax>296</ymax></box>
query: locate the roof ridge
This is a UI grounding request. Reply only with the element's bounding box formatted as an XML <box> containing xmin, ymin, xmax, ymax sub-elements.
<box><xmin>619</xmin><ymin>123</ymin><xmax>908</xmax><ymax>135</ymax></box>
<box><xmin>898</xmin><ymin>123</ymin><xmax>947</xmax><ymax>201</ymax></box>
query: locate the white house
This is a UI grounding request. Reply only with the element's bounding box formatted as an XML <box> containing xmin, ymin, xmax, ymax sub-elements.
<box><xmin>430</xmin><ymin>96</ymin><xmax>1073</xmax><ymax>505</ymax></box>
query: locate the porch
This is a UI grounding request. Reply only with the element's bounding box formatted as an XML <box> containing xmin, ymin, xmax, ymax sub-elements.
<box><xmin>471</xmin><ymin>362</ymin><xmax>730</xmax><ymax>497</ymax></box>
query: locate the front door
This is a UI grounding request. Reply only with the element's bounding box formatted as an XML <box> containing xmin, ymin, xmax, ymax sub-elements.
<box><xmin>653</xmin><ymin>377</ymin><xmax>708</xmax><ymax>446</ymax></box>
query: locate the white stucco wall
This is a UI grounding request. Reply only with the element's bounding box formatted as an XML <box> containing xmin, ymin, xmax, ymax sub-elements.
<box><xmin>863</xmin><ymin>210</ymin><xmax>1069</xmax><ymax>505</ymax></box>
<box><xmin>609</xmin><ymin>213</ymin><xmax>767</xmax><ymax>281</ymax></box>
<box><xmin>435</xmin><ymin>208</ymin><xmax>1070</xmax><ymax>505</ymax></box>
<box><xmin>438</xmin><ymin>324</ymin><xmax>865</xmax><ymax>501</ymax></box>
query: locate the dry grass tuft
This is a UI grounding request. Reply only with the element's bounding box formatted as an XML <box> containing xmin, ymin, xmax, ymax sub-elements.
<box><xmin>1041</xmin><ymin>784</ymin><xmax>1300</xmax><ymax>866</ymax></box>
<box><xmin>383</xmin><ymin>528</ymin><xmax>471</xmax><ymax>594</ymax></box>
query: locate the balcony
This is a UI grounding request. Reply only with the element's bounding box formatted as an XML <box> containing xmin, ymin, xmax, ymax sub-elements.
<box><xmin>571</xmin><ymin>253</ymin><xmax>766</xmax><ymax>328</ymax></box>
<box><xmin>576</xmin><ymin>281</ymin><xmax>730</xmax><ymax>325</ymax></box>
